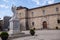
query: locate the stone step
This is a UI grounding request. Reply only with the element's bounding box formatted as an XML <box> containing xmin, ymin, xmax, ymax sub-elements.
<box><xmin>8</xmin><ymin>33</ymin><xmax>31</xmax><ymax>39</ymax></box>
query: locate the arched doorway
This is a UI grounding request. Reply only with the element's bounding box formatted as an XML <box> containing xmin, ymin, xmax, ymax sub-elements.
<box><xmin>43</xmin><ymin>21</ymin><xmax>47</xmax><ymax>29</ymax></box>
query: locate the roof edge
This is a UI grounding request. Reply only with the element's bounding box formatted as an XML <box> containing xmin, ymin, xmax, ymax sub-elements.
<box><xmin>29</xmin><ymin>2</ymin><xmax>60</xmax><ymax>10</ymax></box>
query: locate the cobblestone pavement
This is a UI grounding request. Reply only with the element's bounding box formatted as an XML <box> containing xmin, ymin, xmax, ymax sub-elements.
<box><xmin>0</xmin><ymin>30</ymin><xmax>60</xmax><ymax>40</ymax></box>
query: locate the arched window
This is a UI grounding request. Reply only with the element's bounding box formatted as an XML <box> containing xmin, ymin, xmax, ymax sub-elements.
<box><xmin>32</xmin><ymin>22</ymin><xmax>34</xmax><ymax>26</ymax></box>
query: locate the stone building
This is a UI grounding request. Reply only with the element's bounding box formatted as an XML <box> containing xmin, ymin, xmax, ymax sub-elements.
<box><xmin>16</xmin><ymin>2</ymin><xmax>60</xmax><ymax>30</ymax></box>
<box><xmin>0</xmin><ymin>20</ymin><xmax>3</xmax><ymax>31</ymax></box>
<box><xmin>3</xmin><ymin>16</ymin><xmax>11</xmax><ymax>31</ymax></box>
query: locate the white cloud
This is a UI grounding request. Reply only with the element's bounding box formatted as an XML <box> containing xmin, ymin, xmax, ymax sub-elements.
<box><xmin>32</xmin><ymin>0</ymin><xmax>55</xmax><ymax>6</ymax></box>
<box><xmin>0</xmin><ymin>4</ymin><xmax>9</xmax><ymax>8</ymax></box>
<box><xmin>3</xmin><ymin>0</ymin><xmax>9</xmax><ymax>2</ymax></box>
<box><xmin>32</xmin><ymin>0</ymin><xmax>40</xmax><ymax>5</ymax></box>
<box><xmin>47</xmin><ymin>0</ymin><xmax>54</xmax><ymax>4</ymax></box>
<box><xmin>42</xmin><ymin>0</ymin><xmax>55</xmax><ymax>5</ymax></box>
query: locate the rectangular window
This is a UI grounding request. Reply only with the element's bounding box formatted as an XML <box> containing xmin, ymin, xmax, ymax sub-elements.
<box><xmin>20</xmin><ymin>13</ymin><xmax>21</xmax><ymax>15</ymax></box>
<box><xmin>43</xmin><ymin>10</ymin><xmax>45</xmax><ymax>15</ymax></box>
<box><xmin>56</xmin><ymin>7</ymin><xmax>59</xmax><ymax>11</ymax></box>
<box><xmin>57</xmin><ymin>19</ymin><xmax>60</xmax><ymax>24</ymax></box>
<box><xmin>32</xmin><ymin>12</ymin><xmax>34</xmax><ymax>16</ymax></box>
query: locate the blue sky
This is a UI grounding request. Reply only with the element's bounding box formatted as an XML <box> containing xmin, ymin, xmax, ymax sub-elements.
<box><xmin>0</xmin><ymin>0</ymin><xmax>60</xmax><ymax>20</ymax></box>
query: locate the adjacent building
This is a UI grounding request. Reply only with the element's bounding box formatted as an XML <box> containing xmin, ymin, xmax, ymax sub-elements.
<box><xmin>3</xmin><ymin>16</ymin><xmax>11</xmax><ymax>30</ymax></box>
<box><xmin>0</xmin><ymin>20</ymin><xmax>3</xmax><ymax>31</ymax></box>
<box><xmin>16</xmin><ymin>2</ymin><xmax>60</xmax><ymax>30</ymax></box>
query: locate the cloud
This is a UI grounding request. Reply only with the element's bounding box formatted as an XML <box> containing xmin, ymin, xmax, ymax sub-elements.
<box><xmin>41</xmin><ymin>0</ymin><xmax>55</xmax><ymax>5</ymax></box>
<box><xmin>47</xmin><ymin>0</ymin><xmax>54</xmax><ymax>4</ymax></box>
<box><xmin>0</xmin><ymin>4</ymin><xmax>9</xmax><ymax>8</ymax></box>
<box><xmin>32</xmin><ymin>0</ymin><xmax>40</xmax><ymax>5</ymax></box>
<box><xmin>3</xmin><ymin>0</ymin><xmax>9</xmax><ymax>2</ymax></box>
<box><xmin>32</xmin><ymin>0</ymin><xmax>55</xmax><ymax>6</ymax></box>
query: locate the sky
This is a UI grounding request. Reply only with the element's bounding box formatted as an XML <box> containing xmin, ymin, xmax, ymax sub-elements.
<box><xmin>0</xmin><ymin>0</ymin><xmax>60</xmax><ymax>20</ymax></box>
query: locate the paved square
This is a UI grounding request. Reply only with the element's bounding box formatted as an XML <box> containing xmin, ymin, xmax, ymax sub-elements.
<box><xmin>0</xmin><ymin>30</ymin><xmax>60</xmax><ymax>40</ymax></box>
<box><xmin>13</xmin><ymin>30</ymin><xmax>60</xmax><ymax>40</ymax></box>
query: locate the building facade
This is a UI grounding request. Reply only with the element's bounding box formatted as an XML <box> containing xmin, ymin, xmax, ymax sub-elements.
<box><xmin>3</xmin><ymin>16</ymin><xmax>11</xmax><ymax>30</ymax></box>
<box><xmin>0</xmin><ymin>20</ymin><xmax>3</xmax><ymax>31</ymax></box>
<box><xmin>16</xmin><ymin>2</ymin><xmax>60</xmax><ymax>30</ymax></box>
